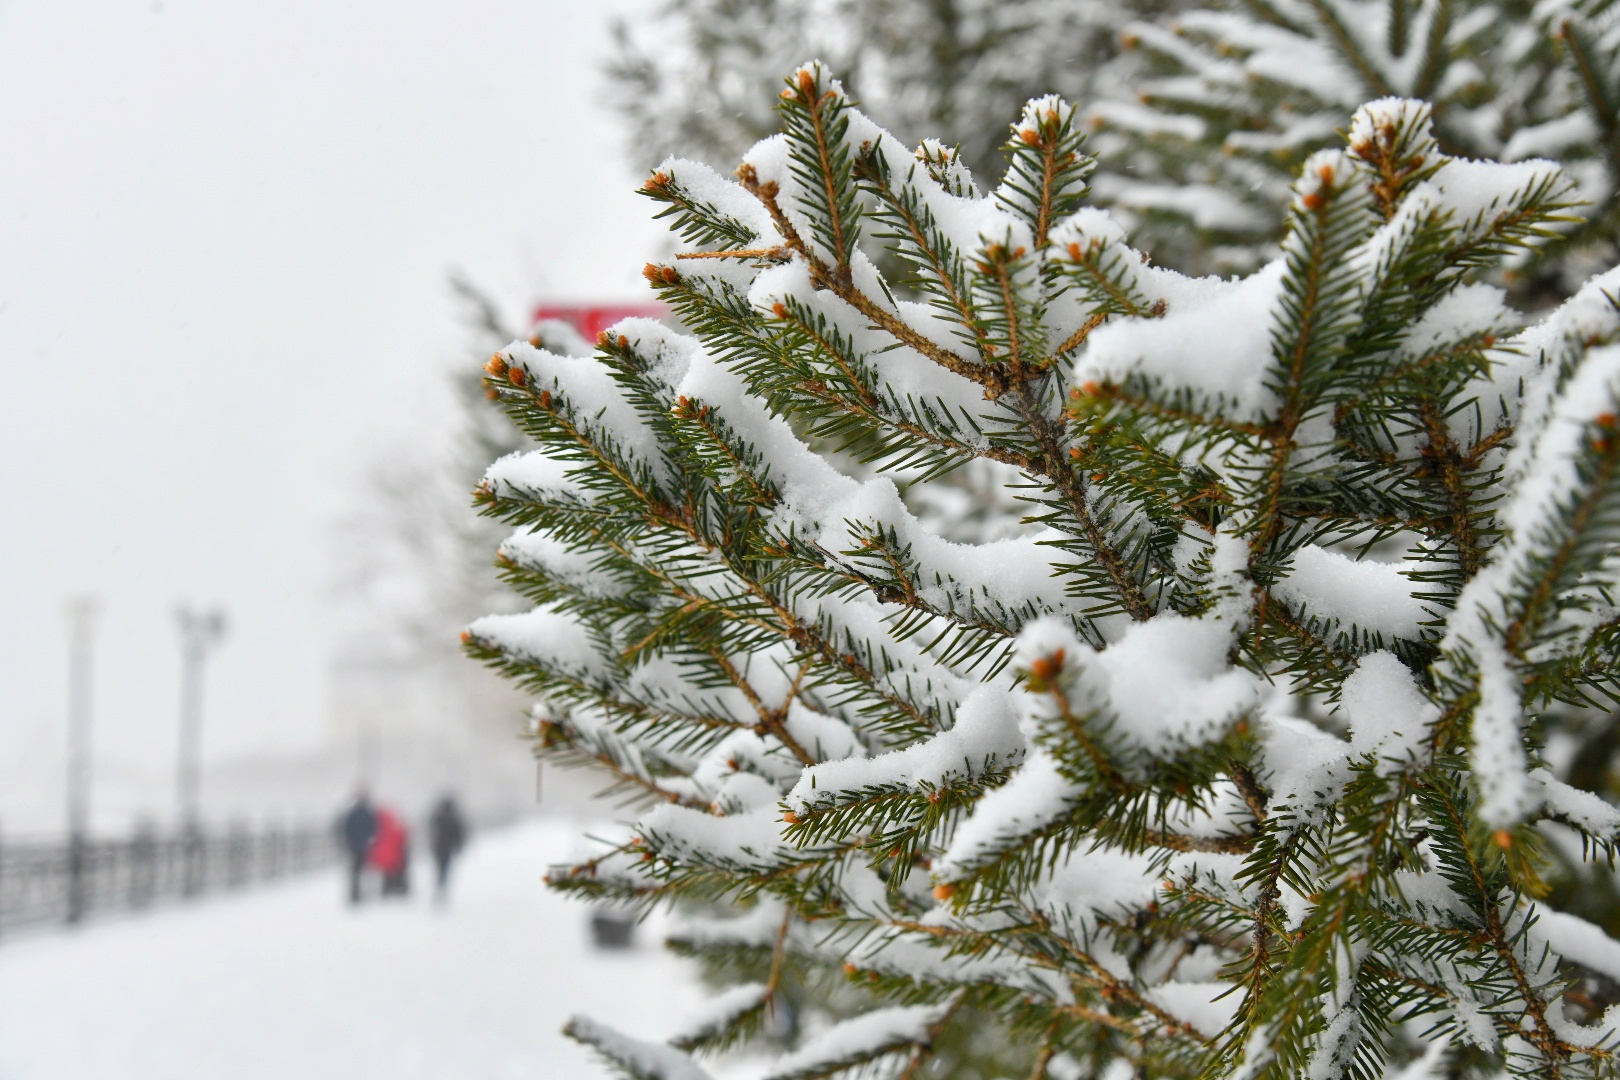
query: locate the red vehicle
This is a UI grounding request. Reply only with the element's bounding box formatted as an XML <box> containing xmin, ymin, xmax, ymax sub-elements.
<box><xmin>532</xmin><ymin>302</ymin><xmax>665</xmax><ymax>340</ymax></box>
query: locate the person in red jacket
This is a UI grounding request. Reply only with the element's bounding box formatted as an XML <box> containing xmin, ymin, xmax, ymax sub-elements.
<box><xmin>367</xmin><ymin>806</ymin><xmax>411</xmax><ymax>898</ymax></box>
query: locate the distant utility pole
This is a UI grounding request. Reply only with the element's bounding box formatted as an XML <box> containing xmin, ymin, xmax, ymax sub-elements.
<box><xmin>176</xmin><ymin>604</ymin><xmax>226</xmax><ymax>895</ymax></box>
<box><xmin>64</xmin><ymin>595</ymin><xmax>99</xmax><ymax>925</ymax></box>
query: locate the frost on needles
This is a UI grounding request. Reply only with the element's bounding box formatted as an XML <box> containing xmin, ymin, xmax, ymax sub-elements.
<box><xmin>465</xmin><ymin>67</ymin><xmax>1620</xmax><ymax>1080</ymax></box>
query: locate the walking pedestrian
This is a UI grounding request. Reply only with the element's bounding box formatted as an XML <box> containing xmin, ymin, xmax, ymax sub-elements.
<box><xmin>427</xmin><ymin>794</ymin><xmax>467</xmax><ymax>904</ymax></box>
<box><xmin>369</xmin><ymin>805</ymin><xmax>410</xmax><ymax>898</ymax></box>
<box><xmin>335</xmin><ymin>788</ymin><xmax>377</xmax><ymax>905</ymax></box>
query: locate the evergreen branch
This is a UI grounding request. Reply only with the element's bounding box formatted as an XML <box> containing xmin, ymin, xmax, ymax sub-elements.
<box><xmin>1230</xmin><ymin>759</ymin><xmax>1270</xmax><ymax>824</ymax></box>
<box><xmin>642</xmin><ymin>167</ymin><xmax>763</xmax><ymax>249</ymax></box>
<box><xmin>771</xmin><ymin>301</ymin><xmax>882</xmax><ymax>411</ymax></box>
<box><xmin>673</xmin><ymin>246</ymin><xmax>790</xmax><ymax>261</ymax></box>
<box><xmin>1025</xmin><ymin>908</ymin><xmax>1211</xmax><ymax>1044</ymax></box>
<box><xmin>1055</xmin><ymin>311</ymin><xmax>1107</xmax><ymax>356</ymax></box>
<box><xmin>894</xmin><ymin>991</ymin><xmax>964</xmax><ymax>1080</ymax></box>
<box><xmin>1015</xmin><ymin>386</ymin><xmax>1157</xmax><ymax>621</ymax></box>
<box><xmin>474</xmin><ymin>74</ymin><xmax>1620</xmax><ymax>1079</ymax></box>
<box><xmin>781</xmin><ymin>67</ymin><xmax>858</xmax><ymax>287</ymax></box>
<box><xmin>855</xmin><ymin>149</ymin><xmax>992</xmax><ymax>356</ymax></box>
<box><xmin>706</xmin><ymin>646</ymin><xmax>818</xmax><ymax>767</ymax></box>
<box><xmin>1461</xmin><ymin>426</ymin><xmax>1514</xmax><ymax>471</ymax></box>
<box><xmin>1502</xmin><ymin>432</ymin><xmax>1620</xmax><ymax>658</ymax></box>
<box><xmin>809</xmin><ymin>540</ymin><xmax>1020</xmax><ymax>643</ymax></box>
<box><xmin>737</xmin><ymin>163</ymin><xmax>1004</xmax><ymax>397</ymax></box>
<box><xmin>1558</xmin><ymin>19</ymin><xmax>1620</xmax><ymax>177</ymax></box>
<box><xmin>495</xmin><ymin>638</ymin><xmax>752</xmax><ymax>742</ymax></box>
<box><xmin>1087</xmin><ymin>381</ymin><xmax>1272</xmax><ymax>440</ymax></box>
<box><xmin>1410</xmin><ymin>0</ymin><xmax>1451</xmax><ymax>101</ymax></box>
<box><xmin>533</xmin><ymin>439</ymin><xmax>942</xmax><ymax>741</ymax></box>
<box><xmin>1257</xmin><ymin>597</ymin><xmax>1362</xmax><ymax>683</ymax></box>
<box><xmin>1057</xmin><ymin>243</ymin><xmax>1157</xmax><ymax>318</ymax></box>
<box><xmin>1302</xmin><ymin>0</ymin><xmax>1395</xmax><ymax>98</ymax></box>
<box><xmin>1443</xmin><ymin>182</ymin><xmax>1582</xmax><ymax>273</ymax></box>
<box><xmin>796</xmin><ymin>378</ymin><xmax>1036</xmax><ymax>474</ymax></box>
<box><xmin>764</xmin><ymin>904</ymin><xmax>793</xmax><ymax>1000</ymax></box>
<box><xmin>1426</xmin><ymin>778</ymin><xmax>1571</xmax><ymax>1071</ymax></box>
<box><xmin>496</xmin><ymin>368</ymin><xmax>665</xmax><ymax>507</ymax></box>
<box><xmin>1028</xmin><ymin>1015</ymin><xmax>1063</xmax><ymax>1080</ymax></box>
<box><xmin>676</xmin><ymin>399</ymin><xmax>781</xmax><ymax>507</ymax></box>
<box><xmin>1416</xmin><ymin>399</ymin><xmax>1486</xmax><ymax>576</ymax></box>
<box><xmin>990</xmin><ymin>247</ymin><xmax>1027</xmax><ymax>368</ymax></box>
<box><xmin>569</xmin><ymin>739</ymin><xmax>710</xmax><ymax>810</ymax></box>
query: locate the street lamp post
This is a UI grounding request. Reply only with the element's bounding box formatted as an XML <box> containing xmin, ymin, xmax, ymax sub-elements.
<box><xmin>176</xmin><ymin>604</ymin><xmax>226</xmax><ymax>895</ymax></box>
<box><xmin>64</xmin><ymin>596</ymin><xmax>99</xmax><ymax>925</ymax></box>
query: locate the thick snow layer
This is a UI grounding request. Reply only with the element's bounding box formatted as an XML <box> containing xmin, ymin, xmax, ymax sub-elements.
<box><xmin>1080</xmin><ymin>260</ymin><xmax>1287</xmax><ymax>422</ymax></box>
<box><xmin>1535</xmin><ymin>769</ymin><xmax>1620</xmax><ymax>838</ymax></box>
<box><xmin>667</xmin><ymin>983</ymin><xmax>769</xmax><ymax>1047</ymax></box>
<box><xmin>567</xmin><ymin>1016</ymin><xmax>713</xmax><ymax>1080</ymax></box>
<box><xmin>1016</xmin><ymin>614</ymin><xmax>1259</xmax><ymax>759</ymax></box>
<box><xmin>1437</xmin><ymin>158</ymin><xmax>1566</xmax><ymax>237</ymax></box>
<box><xmin>1078</xmin><ymin>613</ymin><xmax>1258</xmax><ymax>752</ymax></box>
<box><xmin>1471</xmin><ymin>646</ymin><xmax>1538</xmax><ymax>827</ymax></box>
<box><xmin>1443</xmin><ymin>268</ymin><xmax>1620</xmax><ymax>826</ymax></box>
<box><xmin>763</xmin><ymin>1003</ymin><xmax>948</xmax><ymax>1079</ymax></box>
<box><xmin>1272</xmin><ymin>544</ymin><xmax>1434</xmax><ymax>642</ymax></box>
<box><xmin>1398</xmin><ymin>283</ymin><xmax>1517</xmax><ymax>362</ymax></box>
<box><xmin>1030</xmin><ymin>846</ymin><xmax>1161</xmax><ymax>930</ymax></box>
<box><xmin>785</xmin><ymin>684</ymin><xmax>1021</xmax><ymax>812</ymax></box>
<box><xmin>654</xmin><ymin>157</ymin><xmax>778</xmax><ymax>243</ymax></box>
<box><xmin>1530</xmin><ymin>907</ymin><xmax>1620</xmax><ymax>984</ymax></box>
<box><xmin>1504</xmin><ymin>112</ymin><xmax>1601</xmax><ymax>163</ymax></box>
<box><xmin>1341</xmin><ymin>651</ymin><xmax>1436</xmax><ymax>765</ymax></box>
<box><xmin>1258</xmin><ymin>710</ymin><xmax>1356</xmax><ymax>815</ymax></box>
<box><xmin>1147</xmin><ymin>982</ymin><xmax>1240</xmax><ymax>1040</ymax></box>
<box><xmin>499</xmin><ymin>339</ymin><xmax>670</xmax><ymax>482</ymax></box>
<box><xmin>933</xmin><ymin>751</ymin><xmax>1079</xmax><ymax>879</ymax></box>
<box><xmin>501</xmin><ymin>529</ymin><xmax>632</xmax><ymax>598</ymax></box>
<box><xmin>468</xmin><ymin>607</ymin><xmax>611</xmax><ymax>681</ymax></box>
<box><xmin>1087</xmin><ymin>175</ymin><xmax>1271</xmax><ymax>233</ymax></box>
<box><xmin>640</xmin><ymin>801</ymin><xmax>795</xmax><ymax>870</ymax></box>
<box><xmin>484</xmin><ymin>448</ymin><xmax>587</xmax><ymax>499</ymax></box>
<box><xmin>0</xmin><ymin>821</ymin><xmax>702</xmax><ymax>1080</ymax></box>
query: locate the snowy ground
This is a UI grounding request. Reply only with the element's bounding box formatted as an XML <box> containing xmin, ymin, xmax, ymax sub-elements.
<box><xmin>0</xmin><ymin>819</ymin><xmax>702</xmax><ymax>1079</ymax></box>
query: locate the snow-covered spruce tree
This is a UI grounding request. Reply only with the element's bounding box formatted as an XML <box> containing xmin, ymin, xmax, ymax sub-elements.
<box><xmin>607</xmin><ymin>0</ymin><xmax>1178</xmax><ymax>181</ymax></box>
<box><xmin>466</xmin><ymin>66</ymin><xmax>1620</xmax><ymax>1079</ymax></box>
<box><xmin>1089</xmin><ymin>0</ymin><xmax>1620</xmax><ymax>283</ymax></box>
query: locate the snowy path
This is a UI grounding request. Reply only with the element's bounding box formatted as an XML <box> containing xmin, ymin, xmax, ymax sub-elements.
<box><xmin>0</xmin><ymin>819</ymin><xmax>702</xmax><ymax>1079</ymax></box>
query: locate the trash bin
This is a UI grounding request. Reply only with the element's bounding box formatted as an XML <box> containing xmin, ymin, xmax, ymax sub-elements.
<box><xmin>590</xmin><ymin>908</ymin><xmax>636</xmax><ymax>949</ymax></box>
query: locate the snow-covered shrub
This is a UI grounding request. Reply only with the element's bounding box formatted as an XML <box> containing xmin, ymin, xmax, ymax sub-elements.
<box><xmin>467</xmin><ymin>67</ymin><xmax>1620</xmax><ymax>1079</ymax></box>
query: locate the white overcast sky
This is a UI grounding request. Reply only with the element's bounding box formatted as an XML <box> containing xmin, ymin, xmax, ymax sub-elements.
<box><xmin>0</xmin><ymin>0</ymin><xmax>671</xmax><ymax>805</ymax></box>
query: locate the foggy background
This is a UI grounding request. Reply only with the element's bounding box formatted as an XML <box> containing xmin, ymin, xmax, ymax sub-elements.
<box><xmin>0</xmin><ymin>0</ymin><xmax>667</xmax><ymax>833</ymax></box>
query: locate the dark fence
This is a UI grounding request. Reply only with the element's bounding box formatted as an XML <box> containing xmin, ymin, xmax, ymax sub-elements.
<box><xmin>0</xmin><ymin>823</ymin><xmax>338</xmax><ymax>938</ymax></box>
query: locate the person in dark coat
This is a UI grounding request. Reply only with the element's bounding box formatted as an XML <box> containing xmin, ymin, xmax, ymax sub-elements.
<box><xmin>427</xmin><ymin>794</ymin><xmax>467</xmax><ymax>903</ymax></box>
<box><xmin>336</xmin><ymin>789</ymin><xmax>377</xmax><ymax>905</ymax></box>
